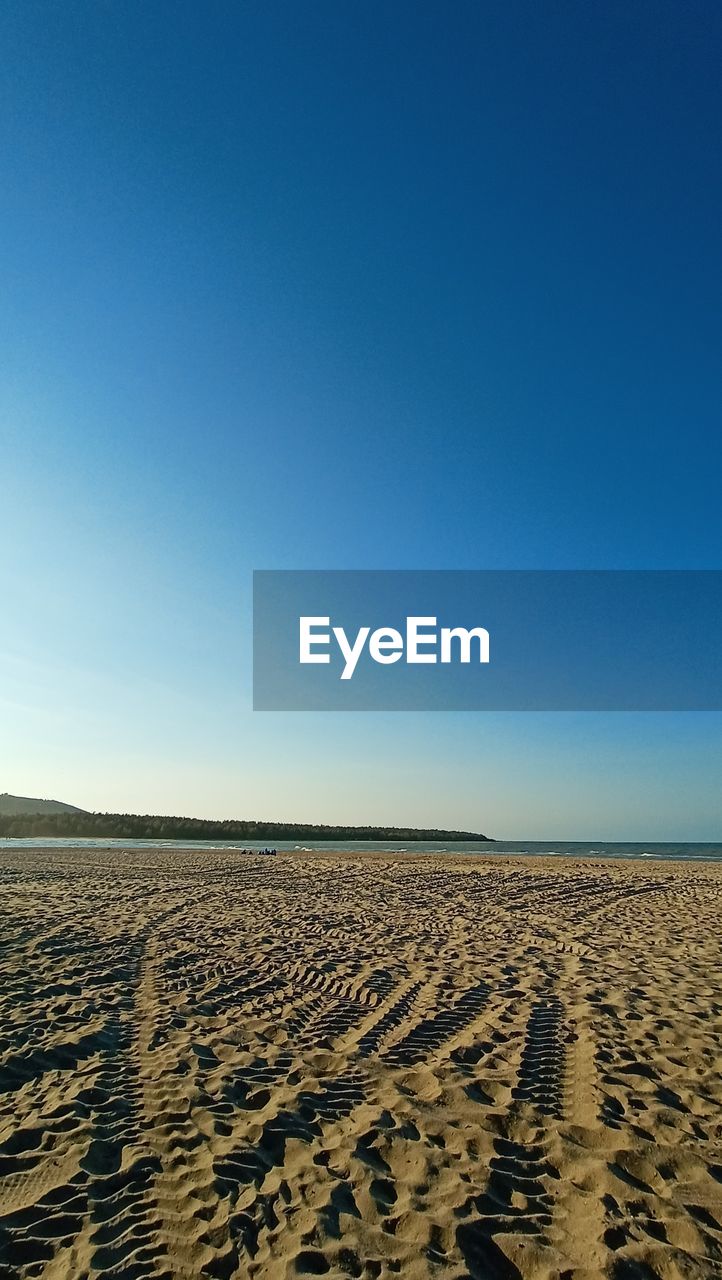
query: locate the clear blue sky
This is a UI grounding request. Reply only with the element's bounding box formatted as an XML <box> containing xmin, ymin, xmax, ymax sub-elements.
<box><xmin>2</xmin><ymin>1</ymin><xmax>721</xmax><ymax>837</ymax></box>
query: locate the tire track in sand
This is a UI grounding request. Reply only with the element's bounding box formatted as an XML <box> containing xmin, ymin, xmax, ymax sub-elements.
<box><xmin>136</xmin><ymin>938</ymin><xmax>237</xmax><ymax>1280</ymax></box>
<box><xmin>456</xmin><ymin>953</ymin><xmax>606</xmax><ymax>1279</ymax></box>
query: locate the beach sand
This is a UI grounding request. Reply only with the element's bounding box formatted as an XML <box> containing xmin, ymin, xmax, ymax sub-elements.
<box><xmin>0</xmin><ymin>847</ymin><xmax>721</xmax><ymax>1279</ymax></box>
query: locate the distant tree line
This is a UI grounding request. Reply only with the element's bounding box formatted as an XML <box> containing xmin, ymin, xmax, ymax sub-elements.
<box><xmin>0</xmin><ymin>811</ymin><xmax>491</xmax><ymax>841</ymax></box>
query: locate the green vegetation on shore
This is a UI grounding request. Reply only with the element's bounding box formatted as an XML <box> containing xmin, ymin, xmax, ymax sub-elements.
<box><xmin>0</xmin><ymin>811</ymin><xmax>491</xmax><ymax>841</ymax></box>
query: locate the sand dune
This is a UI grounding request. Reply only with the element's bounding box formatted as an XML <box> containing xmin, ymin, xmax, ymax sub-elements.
<box><xmin>0</xmin><ymin>847</ymin><xmax>721</xmax><ymax>1279</ymax></box>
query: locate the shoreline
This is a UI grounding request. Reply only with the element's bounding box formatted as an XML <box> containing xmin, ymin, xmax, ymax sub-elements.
<box><xmin>1</xmin><ymin>841</ymin><xmax>720</xmax><ymax>869</ymax></box>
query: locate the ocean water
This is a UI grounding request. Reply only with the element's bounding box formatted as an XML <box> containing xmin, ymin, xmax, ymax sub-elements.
<box><xmin>0</xmin><ymin>837</ymin><xmax>720</xmax><ymax>861</ymax></box>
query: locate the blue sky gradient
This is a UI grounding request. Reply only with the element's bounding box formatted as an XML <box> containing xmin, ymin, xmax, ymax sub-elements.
<box><xmin>2</xmin><ymin>2</ymin><xmax>721</xmax><ymax>836</ymax></box>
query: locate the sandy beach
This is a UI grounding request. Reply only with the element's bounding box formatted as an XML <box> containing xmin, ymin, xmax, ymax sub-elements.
<box><xmin>0</xmin><ymin>847</ymin><xmax>721</xmax><ymax>1280</ymax></box>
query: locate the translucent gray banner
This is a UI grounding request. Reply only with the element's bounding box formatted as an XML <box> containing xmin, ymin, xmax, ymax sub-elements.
<box><xmin>253</xmin><ymin>570</ymin><xmax>722</xmax><ymax>710</ymax></box>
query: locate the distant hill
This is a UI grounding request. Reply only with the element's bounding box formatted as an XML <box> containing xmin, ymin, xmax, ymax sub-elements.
<box><xmin>0</xmin><ymin>806</ymin><xmax>491</xmax><ymax>842</ymax></box>
<box><xmin>0</xmin><ymin>793</ymin><xmax>87</xmax><ymax>817</ymax></box>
